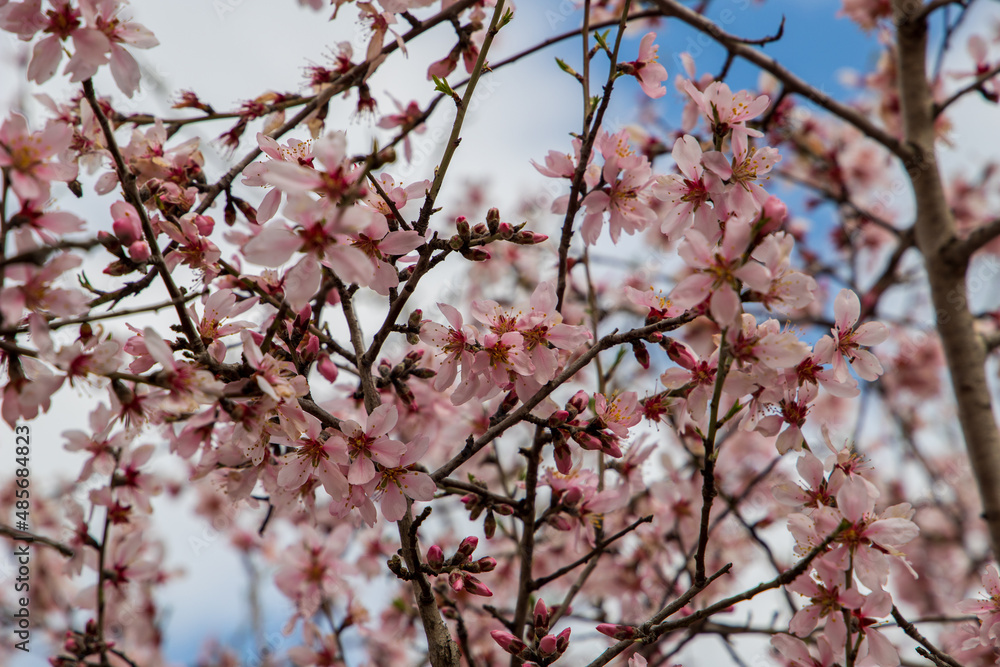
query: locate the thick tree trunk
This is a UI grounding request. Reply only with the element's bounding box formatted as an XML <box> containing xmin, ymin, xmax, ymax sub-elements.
<box><xmin>892</xmin><ymin>0</ymin><xmax>1000</xmax><ymax>558</ymax></box>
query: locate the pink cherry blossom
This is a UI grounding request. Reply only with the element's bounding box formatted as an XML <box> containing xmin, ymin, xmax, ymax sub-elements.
<box><xmin>0</xmin><ymin>241</ymin><xmax>88</xmax><ymax>325</ymax></box>
<box><xmin>369</xmin><ymin>434</ymin><xmax>437</xmax><ymax>522</ymax></box>
<box><xmin>330</xmin><ymin>403</ymin><xmax>406</xmax><ymax>485</ymax></box>
<box><xmin>670</xmin><ymin>220</ymin><xmax>768</xmax><ymax>325</ymax></box>
<box><xmin>420</xmin><ymin>302</ymin><xmax>479</xmax><ymax>393</ymax></box>
<box><xmin>652</xmin><ymin>134</ymin><xmax>730</xmax><ymax>240</ymax></box>
<box><xmin>957</xmin><ymin>565</ymin><xmax>1000</xmax><ymax>646</ymax></box>
<box><xmin>580</xmin><ymin>131</ymin><xmax>656</xmax><ymax>244</ymax></box>
<box><xmin>377</xmin><ymin>95</ymin><xmax>427</xmax><ymax>162</ymax></box>
<box><xmin>349</xmin><ymin>213</ymin><xmax>424</xmax><ymax>296</ymax></box>
<box><xmin>276</xmin><ymin>413</ymin><xmax>350</xmax><ymax>501</ymax></box>
<box><xmin>0</xmin><ymin>113</ymin><xmax>76</xmax><ymax>201</ymax></box>
<box><xmin>264</xmin><ymin>131</ymin><xmax>361</xmax><ymax>202</ymax></box>
<box><xmin>680</xmin><ymin>80</ymin><xmax>770</xmax><ymax>156</ymax></box>
<box><xmin>815</xmin><ymin>289</ymin><xmax>889</xmax><ymax>382</ymax></box>
<box><xmin>621</xmin><ymin>32</ymin><xmax>668</xmax><ymax>99</ymax></box>
<box><xmin>242</xmin><ymin>133</ymin><xmax>314</xmax><ymax>222</ymax></box>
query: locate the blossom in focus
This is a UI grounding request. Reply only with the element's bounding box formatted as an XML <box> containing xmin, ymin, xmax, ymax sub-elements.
<box><xmin>652</xmin><ymin>134</ymin><xmax>729</xmax><ymax>240</ymax></box>
<box><xmin>680</xmin><ymin>80</ymin><xmax>769</xmax><ymax>156</ymax></box>
<box><xmin>369</xmin><ymin>434</ymin><xmax>437</xmax><ymax>522</ymax></box>
<box><xmin>330</xmin><ymin>403</ymin><xmax>406</xmax><ymax>485</ymax></box>
<box><xmin>815</xmin><ymin>289</ymin><xmax>888</xmax><ymax>382</ymax></box>
<box><xmin>621</xmin><ymin>32</ymin><xmax>668</xmax><ymax>99</ymax></box>
<box><xmin>241</xmin><ymin>133</ymin><xmax>314</xmax><ymax>222</ymax></box>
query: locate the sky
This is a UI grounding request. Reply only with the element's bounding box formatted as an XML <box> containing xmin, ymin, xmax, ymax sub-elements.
<box><xmin>1</xmin><ymin>0</ymin><xmax>998</xmax><ymax>665</ymax></box>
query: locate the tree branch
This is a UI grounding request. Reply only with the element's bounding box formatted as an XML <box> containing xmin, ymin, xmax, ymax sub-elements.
<box><xmin>891</xmin><ymin>605</ymin><xmax>964</xmax><ymax>667</ymax></box>
<box><xmin>892</xmin><ymin>0</ymin><xmax>1000</xmax><ymax>558</ymax></box>
<box><xmin>934</xmin><ymin>61</ymin><xmax>1000</xmax><ymax>117</ymax></box>
<box><xmin>0</xmin><ymin>523</ymin><xmax>76</xmax><ymax>557</ymax></box>
<box><xmin>650</xmin><ymin>0</ymin><xmax>909</xmax><ymax>159</ymax></box>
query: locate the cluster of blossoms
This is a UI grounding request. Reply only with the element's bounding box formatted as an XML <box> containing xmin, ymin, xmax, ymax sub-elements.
<box><xmin>491</xmin><ymin>599</ymin><xmax>572</xmax><ymax>666</ymax></box>
<box><xmin>238</xmin><ymin>131</ymin><xmax>428</xmax><ymax>301</ymax></box>
<box><xmin>420</xmin><ymin>281</ymin><xmax>593</xmax><ymax>405</ymax></box>
<box><xmin>770</xmin><ymin>438</ymin><xmax>920</xmax><ymax>666</ymax></box>
<box><xmin>275</xmin><ymin>403</ymin><xmax>436</xmax><ymax>525</ymax></box>
<box><xmin>4</xmin><ymin>1</ymin><xmax>1000</xmax><ymax>666</ymax></box>
<box><xmin>0</xmin><ymin>0</ymin><xmax>158</xmax><ymax>97</ymax></box>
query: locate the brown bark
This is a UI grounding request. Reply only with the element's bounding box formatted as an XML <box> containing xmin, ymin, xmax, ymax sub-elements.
<box><xmin>892</xmin><ymin>0</ymin><xmax>1000</xmax><ymax>558</ymax></box>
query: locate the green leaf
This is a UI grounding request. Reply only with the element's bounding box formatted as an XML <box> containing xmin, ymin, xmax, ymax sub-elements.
<box><xmin>555</xmin><ymin>58</ymin><xmax>576</xmax><ymax>75</ymax></box>
<box><xmin>594</xmin><ymin>30</ymin><xmax>610</xmax><ymax>51</ymax></box>
<box><xmin>432</xmin><ymin>75</ymin><xmax>455</xmax><ymax>97</ymax></box>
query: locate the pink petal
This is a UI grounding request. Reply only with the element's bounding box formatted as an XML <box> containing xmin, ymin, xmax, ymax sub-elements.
<box><xmin>366</xmin><ymin>403</ymin><xmax>398</xmax><ymax>438</ymax></box>
<box><xmin>243</xmin><ymin>224</ymin><xmax>301</xmax><ymax>267</ymax></box>
<box><xmin>401</xmin><ymin>471</ymin><xmax>436</xmax><ymax>502</ymax></box>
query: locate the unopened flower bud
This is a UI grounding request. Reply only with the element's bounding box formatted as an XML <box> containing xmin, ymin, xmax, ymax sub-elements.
<box><xmin>548</xmin><ymin>410</ymin><xmax>570</xmax><ymax>426</ymax></box>
<box><xmin>192</xmin><ymin>214</ymin><xmax>215</xmax><ymax>236</ymax></box>
<box><xmin>472</xmin><ymin>222</ymin><xmax>488</xmax><ymax>235</ymax></box>
<box><xmin>462</xmin><ymin>574</ymin><xmax>493</xmax><ymax>597</ymax></box>
<box><xmin>567</xmin><ymin>390</ymin><xmax>589</xmax><ymax>415</ymax></box>
<box><xmin>407</xmin><ymin>309</ymin><xmax>423</xmax><ymax>330</ymax></box>
<box><xmin>449</xmin><ymin>234</ymin><xmax>465</xmax><ymax>249</ymax></box>
<box><xmin>486</xmin><ymin>207</ymin><xmax>500</xmax><ymax>233</ymax></box>
<box><xmin>317</xmin><ymin>354</ymin><xmax>339</xmax><ymax>383</ymax></box>
<box><xmin>449</xmin><ymin>571</ymin><xmax>464</xmax><ymax>592</ymax></box>
<box><xmin>300</xmin><ymin>333</ymin><xmax>320</xmax><ymax>360</ymax></box>
<box><xmin>548</xmin><ymin>514</ymin><xmax>574</xmax><ymax>531</ymax></box>
<box><xmin>498</xmin><ymin>221</ymin><xmax>514</xmax><ymax>239</ymax></box>
<box><xmin>514</xmin><ymin>230</ymin><xmax>548</xmax><ymax>244</ymax></box>
<box><xmin>484</xmin><ymin>510</ymin><xmax>496</xmax><ymax>539</ymax></box>
<box><xmin>534</xmin><ymin>598</ymin><xmax>549</xmax><ymax>633</ymax></box>
<box><xmin>98</xmin><ymin>230</ymin><xmax>122</xmax><ymax>252</ymax></box>
<box><xmin>666</xmin><ymin>340</ymin><xmax>697</xmax><ymax>369</ymax></box>
<box><xmin>494</xmin><ymin>503</ymin><xmax>514</xmax><ymax>516</ymax></box>
<box><xmin>490</xmin><ymin>630</ymin><xmax>527</xmax><ymax>656</ymax></box>
<box><xmin>296</xmin><ymin>304</ymin><xmax>312</xmax><ymax>326</ymax></box>
<box><xmin>596</xmin><ymin>623</ymin><xmax>636</xmax><ymax>640</ymax></box>
<box><xmin>129</xmin><ymin>241</ymin><xmax>152</xmax><ymax>263</ymax></box>
<box><xmin>426</xmin><ymin>544</ymin><xmax>444</xmax><ymax>569</ymax></box>
<box><xmin>456</xmin><ymin>535</ymin><xmax>478</xmax><ymax>561</ymax></box>
<box><xmin>465</xmin><ymin>248</ymin><xmax>491</xmax><ymax>261</ymax></box>
<box><xmin>571</xmin><ymin>430</ymin><xmax>602</xmax><ymax>451</ymax></box>
<box><xmin>555</xmin><ymin>627</ymin><xmax>571</xmax><ymax>652</ymax></box>
<box><xmin>538</xmin><ymin>634</ymin><xmax>558</xmax><ymax>656</ymax></box>
<box><xmin>456</xmin><ymin>216</ymin><xmax>471</xmax><ymax>239</ymax></box>
<box><xmin>234</xmin><ymin>197</ymin><xmax>258</xmax><ymax>225</ymax></box>
<box><xmin>631</xmin><ymin>340</ymin><xmax>650</xmax><ymax>370</ymax></box>
<box><xmin>475</xmin><ymin>556</ymin><xmax>497</xmax><ymax>572</ymax></box>
<box><xmin>113</xmin><ymin>217</ymin><xmax>142</xmax><ymax>245</ymax></box>
<box><xmin>759</xmin><ymin>195</ymin><xmax>787</xmax><ymax>235</ymax></box>
<box><xmin>554</xmin><ymin>441</ymin><xmax>573</xmax><ymax>474</ymax></box>
<box><xmin>501</xmin><ymin>389</ymin><xmax>518</xmax><ymax>413</ymax></box>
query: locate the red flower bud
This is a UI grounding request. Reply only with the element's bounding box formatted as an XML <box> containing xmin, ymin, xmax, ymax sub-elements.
<box><xmin>490</xmin><ymin>630</ymin><xmax>527</xmax><ymax>656</ymax></box>
<box><xmin>456</xmin><ymin>535</ymin><xmax>478</xmax><ymax>561</ymax></box>
<box><xmin>426</xmin><ymin>544</ymin><xmax>444</xmax><ymax>569</ymax></box>
<box><xmin>596</xmin><ymin>623</ymin><xmax>636</xmax><ymax>640</ymax></box>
